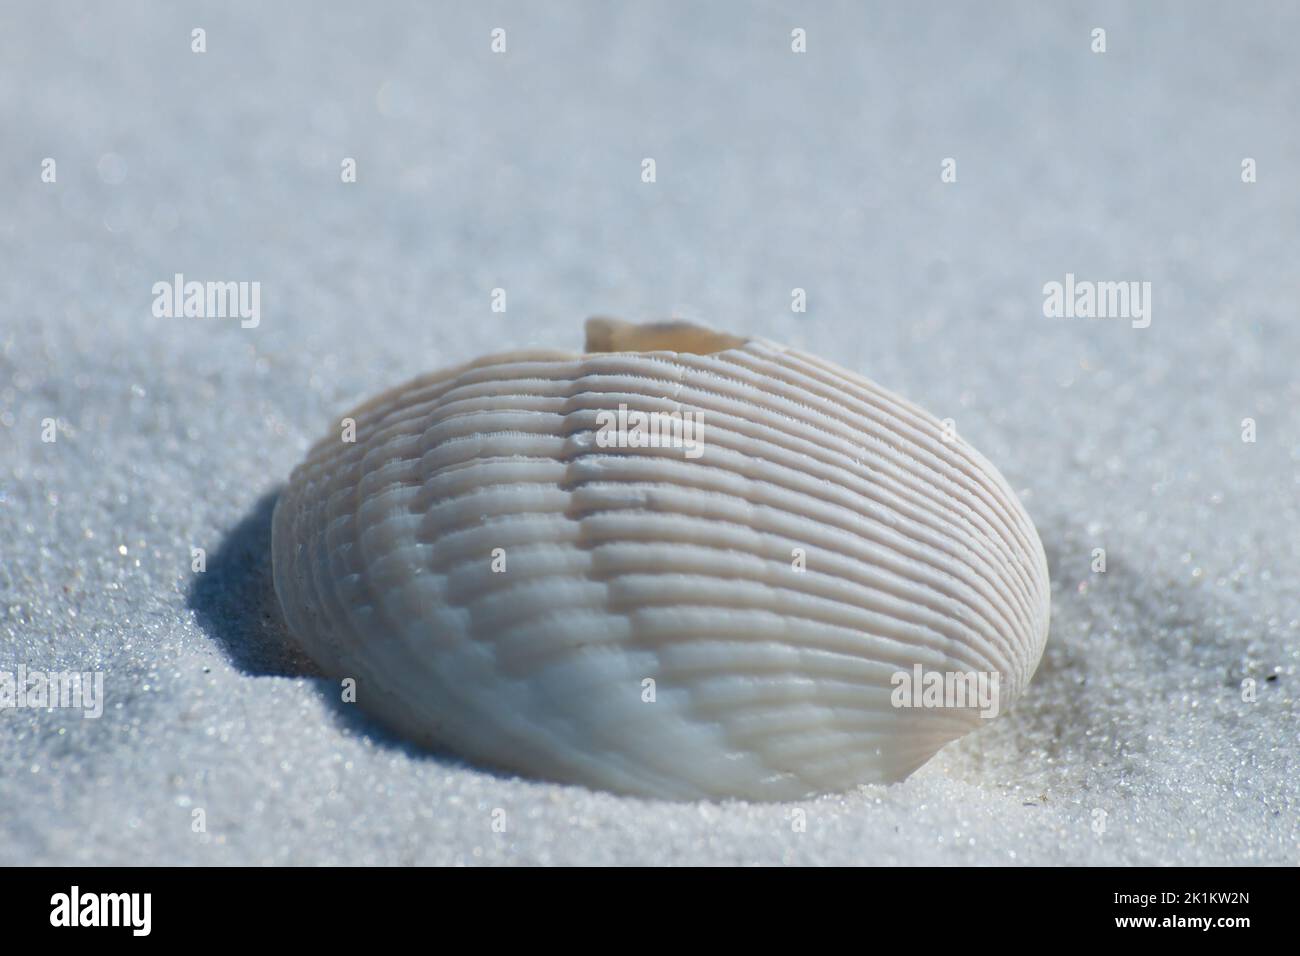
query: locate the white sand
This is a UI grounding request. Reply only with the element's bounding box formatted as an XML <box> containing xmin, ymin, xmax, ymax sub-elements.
<box><xmin>1</xmin><ymin>1</ymin><xmax>1296</xmax><ymax>864</ymax></box>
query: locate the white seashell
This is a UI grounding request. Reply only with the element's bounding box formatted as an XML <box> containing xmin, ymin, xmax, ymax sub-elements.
<box><xmin>272</xmin><ymin>319</ymin><xmax>1050</xmax><ymax>801</ymax></box>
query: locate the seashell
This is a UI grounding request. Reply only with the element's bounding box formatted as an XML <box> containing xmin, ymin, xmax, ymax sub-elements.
<box><xmin>272</xmin><ymin>318</ymin><xmax>1050</xmax><ymax>801</ymax></box>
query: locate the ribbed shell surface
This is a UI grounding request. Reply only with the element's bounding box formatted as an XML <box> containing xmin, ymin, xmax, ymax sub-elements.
<box><xmin>272</xmin><ymin>323</ymin><xmax>1050</xmax><ymax>801</ymax></box>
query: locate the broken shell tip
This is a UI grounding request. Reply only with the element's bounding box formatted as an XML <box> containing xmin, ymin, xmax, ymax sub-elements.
<box><xmin>583</xmin><ymin>316</ymin><xmax>748</xmax><ymax>355</ymax></box>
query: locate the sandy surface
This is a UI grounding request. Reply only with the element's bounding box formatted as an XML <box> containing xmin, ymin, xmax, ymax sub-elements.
<box><xmin>1</xmin><ymin>1</ymin><xmax>1297</xmax><ymax>864</ymax></box>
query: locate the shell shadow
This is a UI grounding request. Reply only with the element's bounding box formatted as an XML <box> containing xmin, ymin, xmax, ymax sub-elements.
<box><xmin>186</xmin><ymin>489</ymin><xmax>505</xmax><ymax>775</ymax></box>
<box><xmin>187</xmin><ymin>489</ymin><xmax>317</xmax><ymax>678</ymax></box>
